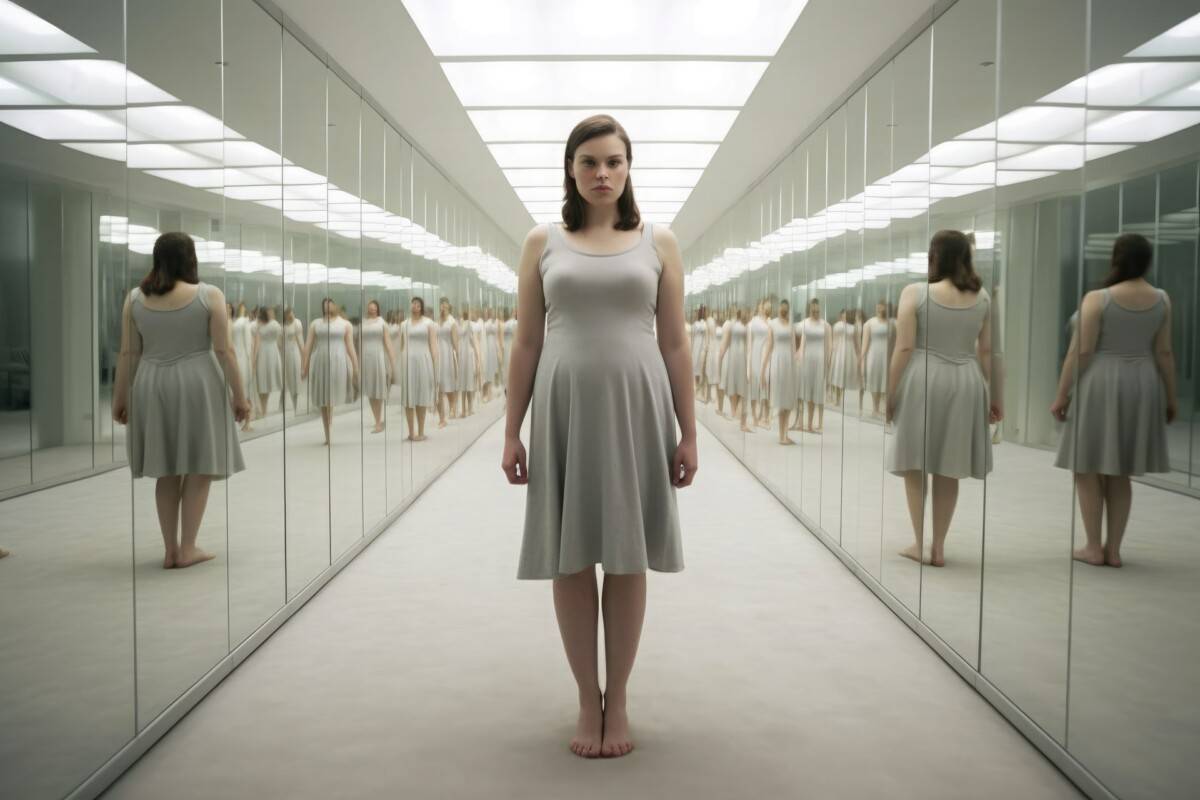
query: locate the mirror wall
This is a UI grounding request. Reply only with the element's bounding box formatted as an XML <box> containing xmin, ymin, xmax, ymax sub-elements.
<box><xmin>685</xmin><ymin>1</ymin><xmax>1199</xmax><ymax>798</ymax></box>
<box><xmin>0</xmin><ymin>2</ymin><xmax>515</xmax><ymax>798</ymax></box>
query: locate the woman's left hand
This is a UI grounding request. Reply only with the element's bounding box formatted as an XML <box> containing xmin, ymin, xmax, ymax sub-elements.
<box><xmin>671</xmin><ymin>437</ymin><xmax>698</xmax><ymax>488</ymax></box>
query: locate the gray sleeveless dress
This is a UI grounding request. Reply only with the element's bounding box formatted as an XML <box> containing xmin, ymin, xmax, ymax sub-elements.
<box><xmin>724</xmin><ymin>321</ymin><xmax>749</xmax><ymax>399</ymax></box>
<box><xmin>283</xmin><ymin>318</ymin><xmax>303</xmax><ymax>397</ymax></box>
<box><xmin>127</xmin><ymin>283</ymin><xmax>245</xmax><ymax>479</ymax></box>
<box><xmin>309</xmin><ymin>317</ymin><xmax>350</xmax><ymax>407</ymax></box>
<box><xmin>767</xmin><ymin>318</ymin><xmax>796</xmax><ymax>412</ymax></box>
<box><xmin>254</xmin><ymin>320</ymin><xmax>283</xmax><ymax>393</ymax></box>
<box><xmin>887</xmin><ymin>284</ymin><xmax>993</xmax><ymax>479</ymax></box>
<box><xmin>798</xmin><ymin>318</ymin><xmax>827</xmax><ymax>403</ymax></box>
<box><xmin>436</xmin><ymin>318</ymin><xmax>457</xmax><ymax>391</ymax></box>
<box><xmin>401</xmin><ymin>318</ymin><xmax>436</xmax><ymax>409</ymax></box>
<box><xmin>500</xmin><ymin>318</ymin><xmax>517</xmax><ymax>386</ymax></box>
<box><xmin>457</xmin><ymin>318</ymin><xmax>477</xmax><ymax>392</ymax></box>
<box><xmin>748</xmin><ymin>316</ymin><xmax>769</xmax><ymax>401</ymax></box>
<box><xmin>863</xmin><ymin>317</ymin><xmax>890</xmax><ymax>392</ymax></box>
<box><xmin>360</xmin><ymin>317</ymin><xmax>390</xmax><ymax>400</ymax></box>
<box><xmin>691</xmin><ymin>319</ymin><xmax>706</xmax><ymax>378</ymax></box>
<box><xmin>1054</xmin><ymin>288</ymin><xmax>1170</xmax><ymax>475</ymax></box>
<box><xmin>483</xmin><ymin>321</ymin><xmax>500</xmax><ymax>383</ymax></box>
<box><xmin>518</xmin><ymin>222</ymin><xmax>683</xmax><ymax>580</ymax></box>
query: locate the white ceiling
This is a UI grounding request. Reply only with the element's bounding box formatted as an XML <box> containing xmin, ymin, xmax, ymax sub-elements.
<box><xmin>273</xmin><ymin>0</ymin><xmax>936</xmax><ymax>250</ymax></box>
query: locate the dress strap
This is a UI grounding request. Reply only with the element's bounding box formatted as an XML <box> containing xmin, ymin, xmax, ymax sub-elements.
<box><xmin>1100</xmin><ymin>287</ymin><xmax>1112</xmax><ymax>308</ymax></box>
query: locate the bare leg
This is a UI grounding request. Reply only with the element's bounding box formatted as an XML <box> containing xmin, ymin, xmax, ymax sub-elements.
<box><xmin>155</xmin><ymin>476</ymin><xmax>182</xmax><ymax>568</ymax></box>
<box><xmin>175</xmin><ymin>475</ymin><xmax>214</xmax><ymax>568</ymax></box>
<box><xmin>415</xmin><ymin>407</ymin><xmax>427</xmax><ymax>440</ymax></box>
<box><xmin>871</xmin><ymin>392</ymin><xmax>883</xmax><ymax>415</ymax></box>
<box><xmin>320</xmin><ymin>406</ymin><xmax>332</xmax><ymax>445</ymax></box>
<box><xmin>716</xmin><ymin>389</ymin><xmax>725</xmax><ymax>416</ymax></box>
<box><xmin>814</xmin><ymin>403</ymin><xmax>824</xmax><ymax>433</ymax></box>
<box><xmin>369</xmin><ymin>398</ymin><xmax>384</xmax><ymax>432</ymax></box>
<box><xmin>929</xmin><ymin>475</ymin><xmax>959</xmax><ymax>567</ymax></box>
<box><xmin>737</xmin><ymin>396</ymin><xmax>752</xmax><ymax>433</ymax></box>
<box><xmin>601</xmin><ymin>572</ymin><xmax>646</xmax><ymax>758</ymax></box>
<box><xmin>1102</xmin><ymin>475</ymin><xmax>1132</xmax><ymax>567</ymax></box>
<box><xmin>1073</xmin><ymin>473</ymin><xmax>1105</xmax><ymax>565</ymax></box>
<box><xmin>552</xmin><ymin>566</ymin><xmax>603</xmax><ymax>758</ymax></box>
<box><xmin>437</xmin><ymin>393</ymin><xmax>448</xmax><ymax>428</ymax></box>
<box><xmin>258</xmin><ymin>392</ymin><xmax>269</xmax><ymax>417</ymax></box>
<box><xmin>899</xmin><ymin>470</ymin><xmax>926</xmax><ymax>564</ymax></box>
<box><xmin>778</xmin><ymin>410</ymin><xmax>794</xmax><ymax>444</ymax></box>
<box><xmin>404</xmin><ymin>407</ymin><xmax>415</xmax><ymax>440</ymax></box>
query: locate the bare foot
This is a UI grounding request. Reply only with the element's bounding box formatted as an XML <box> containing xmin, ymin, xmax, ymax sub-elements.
<box><xmin>175</xmin><ymin>549</ymin><xmax>215</xmax><ymax>568</ymax></box>
<box><xmin>809</xmin><ymin>427</ymin><xmax>823</xmax><ymax>435</ymax></box>
<box><xmin>403</xmin><ymin>434</ymin><xmax>414</xmax><ymax>441</ymax></box>
<box><xmin>601</xmin><ymin>695</ymin><xmax>634</xmax><ymax>757</ymax></box>
<box><xmin>1073</xmin><ymin>546</ymin><xmax>1105</xmax><ymax>566</ymax></box>
<box><xmin>1104</xmin><ymin>550</ymin><xmax>1123</xmax><ymax>568</ymax></box>
<box><xmin>163</xmin><ymin>553</ymin><xmax>176</xmax><ymax>569</ymax></box>
<box><xmin>740</xmin><ymin>425</ymin><xmax>754</xmax><ymax>433</ymax></box>
<box><xmin>371</xmin><ymin>424</ymin><xmax>384</xmax><ymax>434</ymax></box>
<box><xmin>571</xmin><ymin>693</ymin><xmax>603</xmax><ymax>758</ymax></box>
<box><xmin>437</xmin><ymin>420</ymin><xmax>447</xmax><ymax>429</ymax></box>
<box><xmin>930</xmin><ymin>546</ymin><xmax>945</xmax><ymax>568</ymax></box>
<box><xmin>0</xmin><ymin>547</ymin><xmax>11</xmax><ymax>559</ymax></box>
<box><xmin>778</xmin><ymin>437</ymin><xmax>796</xmax><ymax>445</ymax></box>
<box><xmin>898</xmin><ymin>544</ymin><xmax>927</xmax><ymax>564</ymax></box>
<box><xmin>413</xmin><ymin>434</ymin><xmax>427</xmax><ymax>442</ymax></box>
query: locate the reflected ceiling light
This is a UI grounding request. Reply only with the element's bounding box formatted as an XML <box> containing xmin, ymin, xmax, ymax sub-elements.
<box><xmin>928</xmin><ymin>139</ymin><xmax>995</xmax><ymax>167</ymax></box>
<box><xmin>1040</xmin><ymin>62</ymin><xmax>1200</xmax><ymax>106</ymax></box>
<box><xmin>488</xmin><ymin>141</ymin><xmax>718</xmax><ymax>170</ymax></box>
<box><xmin>995</xmin><ymin>105</ymin><xmax>1084</xmax><ymax>143</ymax></box>
<box><xmin>0</xmin><ymin>59</ymin><xmax>174</xmax><ymax>105</ymax></box>
<box><xmin>1086</xmin><ymin>109</ymin><xmax>1200</xmax><ymax>143</ymax></box>
<box><xmin>0</xmin><ymin>0</ymin><xmax>96</xmax><ymax>55</ymax></box>
<box><xmin>0</xmin><ymin>107</ymin><xmax>125</xmax><ymax>140</ymax></box>
<box><xmin>61</xmin><ymin>140</ymin><xmax>125</xmax><ymax>160</ymax></box>
<box><xmin>468</xmin><ymin>108</ymin><xmax>738</xmax><ymax>143</ymax></box>
<box><xmin>1128</xmin><ymin>11</ymin><xmax>1200</xmax><ymax>57</ymax></box>
<box><xmin>444</xmin><ymin>60</ymin><xmax>766</xmax><ymax>108</ymax></box>
<box><xmin>127</xmin><ymin>142</ymin><xmax>221</xmax><ymax>169</ymax></box>
<box><xmin>126</xmin><ymin>105</ymin><xmax>231</xmax><ymax>142</ymax></box>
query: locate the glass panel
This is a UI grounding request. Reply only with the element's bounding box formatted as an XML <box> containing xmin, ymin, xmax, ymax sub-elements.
<box><xmin>821</xmin><ymin>107</ymin><xmax>845</xmax><ymax>540</ymax></box>
<box><xmin>0</xmin><ymin>171</ymin><xmax>30</xmax><ymax>492</ymax></box>
<box><xmin>359</xmin><ymin>104</ymin><xmax>388</xmax><ymax>532</ymax></box>
<box><xmin>383</xmin><ymin>126</ymin><xmax>410</xmax><ymax>510</ymax></box>
<box><xmin>798</xmin><ymin>132</ymin><xmax>825</xmax><ymax>522</ymax></box>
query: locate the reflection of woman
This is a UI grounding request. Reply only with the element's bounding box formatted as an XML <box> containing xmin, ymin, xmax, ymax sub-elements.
<box><xmin>252</xmin><ymin>307</ymin><xmax>283</xmax><ymax>417</ymax></box>
<box><xmin>714</xmin><ymin>311</ymin><xmax>731</xmax><ymax>416</ymax></box>
<box><xmin>887</xmin><ymin>230</ymin><xmax>996</xmax><ymax>568</ymax></box>
<box><xmin>749</xmin><ymin>300</ymin><xmax>771</xmax><ymax>428</ymax></box>
<box><xmin>282</xmin><ymin>307</ymin><xmax>304</xmax><ymax>414</ymax></box>
<box><xmin>361</xmin><ymin>300</ymin><xmax>395</xmax><ymax>434</ymax></box>
<box><xmin>760</xmin><ymin>300</ymin><xmax>797</xmax><ymax>444</ymax></box>
<box><xmin>400</xmin><ymin>297</ymin><xmax>438</xmax><ymax>441</ymax></box>
<box><xmin>703</xmin><ymin>308</ymin><xmax>719</xmax><ymax>404</ymax></box>
<box><xmin>457</xmin><ymin>308</ymin><xmax>481</xmax><ymax>417</ymax></box>
<box><xmin>1052</xmin><ymin>233</ymin><xmax>1177</xmax><ymax>568</ymax></box>
<box><xmin>861</xmin><ymin>300</ymin><xmax>892</xmax><ymax>417</ymax></box>
<box><xmin>482</xmin><ymin>307</ymin><xmax>501</xmax><ymax>403</ymax></box>
<box><xmin>436</xmin><ymin>298</ymin><xmax>459</xmax><ymax>426</ymax></box>
<box><xmin>797</xmin><ymin>299</ymin><xmax>830</xmax><ymax>433</ymax></box>
<box><xmin>829</xmin><ymin>309</ymin><xmax>860</xmax><ymax>407</ymax></box>
<box><xmin>301</xmin><ymin>298</ymin><xmax>359</xmax><ymax>446</ymax></box>
<box><xmin>114</xmin><ymin>232</ymin><xmax>248</xmax><ymax>569</ymax></box>
<box><xmin>500</xmin><ymin>308</ymin><xmax>517</xmax><ymax>395</ymax></box>
<box><xmin>231</xmin><ymin>303</ymin><xmax>256</xmax><ymax>432</ymax></box>
<box><xmin>719</xmin><ymin>306</ymin><xmax>752</xmax><ymax>432</ymax></box>
<box><xmin>691</xmin><ymin>306</ymin><xmax>707</xmax><ymax>392</ymax></box>
<box><xmin>472</xmin><ymin>311</ymin><xmax>487</xmax><ymax>401</ymax></box>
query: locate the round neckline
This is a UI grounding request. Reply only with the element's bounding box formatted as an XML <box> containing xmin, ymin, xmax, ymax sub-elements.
<box><xmin>140</xmin><ymin>287</ymin><xmax>200</xmax><ymax>312</ymax></box>
<box><xmin>554</xmin><ymin>222</ymin><xmax>645</xmax><ymax>257</ymax></box>
<box><xmin>1106</xmin><ymin>291</ymin><xmax>1162</xmax><ymax>313</ymax></box>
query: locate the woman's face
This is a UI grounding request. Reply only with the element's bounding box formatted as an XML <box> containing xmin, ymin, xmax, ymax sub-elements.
<box><xmin>809</xmin><ymin>303</ymin><xmax>820</xmax><ymax>319</ymax></box>
<box><xmin>779</xmin><ymin>303</ymin><xmax>789</xmax><ymax>319</ymax></box>
<box><xmin>367</xmin><ymin>302</ymin><xmax>379</xmax><ymax>318</ymax></box>
<box><xmin>440</xmin><ymin>300</ymin><xmax>450</xmax><ymax>316</ymax></box>
<box><xmin>876</xmin><ymin>302</ymin><xmax>886</xmax><ymax>317</ymax></box>
<box><xmin>410</xmin><ymin>299</ymin><xmax>421</xmax><ymax>316</ymax></box>
<box><xmin>569</xmin><ymin>134</ymin><xmax>628</xmax><ymax>207</ymax></box>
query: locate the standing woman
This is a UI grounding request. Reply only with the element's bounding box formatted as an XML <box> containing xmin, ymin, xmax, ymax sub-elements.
<box><xmin>702</xmin><ymin>307</ymin><xmax>718</xmax><ymax>404</ymax></box>
<box><xmin>503</xmin><ymin>115</ymin><xmax>696</xmax><ymax>760</ymax></box>
<box><xmin>690</xmin><ymin>305</ymin><xmax>707</xmax><ymax>394</ymax></box>
<box><xmin>482</xmin><ymin>306</ymin><xmax>501</xmax><ymax>403</ymax></box>
<box><xmin>360</xmin><ymin>300</ymin><xmax>395</xmax><ymax>434</ymax></box>
<box><xmin>231</xmin><ymin>302</ymin><xmax>256</xmax><ymax>432</ymax></box>
<box><xmin>251</xmin><ymin>307</ymin><xmax>283</xmax><ymax>418</ymax></box>
<box><xmin>301</xmin><ymin>298</ymin><xmax>359</xmax><ymax>446</ymax></box>
<box><xmin>400</xmin><ymin>297</ymin><xmax>438</xmax><ymax>441</ymax></box>
<box><xmin>113</xmin><ymin>232</ymin><xmax>249</xmax><ymax>569</ymax></box>
<box><xmin>797</xmin><ymin>299</ymin><xmax>831</xmax><ymax>433</ymax></box>
<box><xmin>861</xmin><ymin>300</ymin><xmax>892</xmax><ymax>418</ymax></box>
<box><xmin>471</xmin><ymin>309</ymin><xmax>488</xmax><ymax>402</ymax></box>
<box><xmin>748</xmin><ymin>299</ymin><xmax>772</xmax><ymax>428</ymax></box>
<box><xmin>281</xmin><ymin>307</ymin><xmax>304</xmax><ymax>414</ymax></box>
<box><xmin>436</xmin><ymin>298</ymin><xmax>459</xmax><ymax>426</ymax></box>
<box><xmin>457</xmin><ymin>306</ymin><xmax>481</xmax><ymax>417</ymax></box>
<box><xmin>760</xmin><ymin>299</ymin><xmax>797</xmax><ymax>444</ymax></box>
<box><xmin>1052</xmin><ymin>233</ymin><xmax>1176</xmax><ymax>567</ymax></box>
<box><xmin>712</xmin><ymin>309</ymin><xmax>729</xmax><ymax>414</ymax></box>
<box><xmin>500</xmin><ymin>307</ymin><xmax>517</xmax><ymax>398</ymax></box>
<box><xmin>887</xmin><ymin>230</ymin><xmax>998</xmax><ymax>567</ymax></box>
<box><xmin>719</xmin><ymin>305</ymin><xmax>753</xmax><ymax>433</ymax></box>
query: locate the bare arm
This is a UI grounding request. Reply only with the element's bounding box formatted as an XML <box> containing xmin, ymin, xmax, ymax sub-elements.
<box><xmin>251</xmin><ymin>325</ymin><xmax>260</xmax><ymax>368</ymax></box>
<box><xmin>111</xmin><ymin>292</ymin><xmax>142</xmax><ymax>424</ymax></box>
<box><xmin>1154</xmin><ymin>296</ymin><xmax>1179</xmax><ymax>422</ymax></box>
<box><xmin>761</xmin><ymin>329</ymin><xmax>774</xmax><ymax>379</ymax></box>
<box><xmin>427</xmin><ymin>321</ymin><xmax>438</xmax><ymax>373</ymax></box>
<box><xmin>382</xmin><ymin>322</ymin><xmax>396</xmax><ymax>373</ymax></box>
<box><xmin>343</xmin><ymin>323</ymin><xmax>359</xmax><ymax>375</ymax></box>
<box><xmin>1051</xmin><ymin>322</ymin><xmax>1080</xmax><ymax>420</ymax></box>
<box><xmin>886</xmin><ymin>286</ymin><xmax>919</xmax><ymax>404</ymax></box>
<box><xmin>501</xmin><ymin>226</ymin><xmax>549</xmax><ymax>484</ymax></box>
<box><xmin>654</xmin><ymin>227</ymin><xmax>698</xmax><ymax>487</ymax></box>
<box><xmin>300</xmin><ymin>322</ymin><xmax>317</xmax><ymax>377</ymax></box>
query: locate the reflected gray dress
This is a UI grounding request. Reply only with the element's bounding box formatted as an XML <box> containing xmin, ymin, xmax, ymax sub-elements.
<box><xmin>401</xmin><ymin>318</ymin><xmax>436</xmax><ymax>409</ymax></box>
<box><xmin>436</xmin><ymin>317</ymin><xmax>457</xmax><ymax>392</ymax></box>
<box><xmin>767</xmin><ymin>318</ymin><xmax>796</xmax><ymax>412</ymax></box>
<box><xmin>501</xmin><ymin>318</ymin><xmax>517</xmax><ymax>386</ymax></box>
<box><xmin>724</xmin><ymin>321</ymin><xmax>749</xmax><ymax>398</ymax></box>
<box><xmin>254</xmin><ymin>320</ymin><xmax>283</xmax><ymax>393</ymax></box>
<box><xmin>717</xmin><ymin>321</ymin><xmax>731</xmax><ymax>391</ymax></box>
<box><xmin>1054</xmin><ymin>288</ymin><xmax>1170</xmax><ymax>475</ymax></box>
<box><xmin>748</xmin><ymin>316</ymin><xmax>769</xmax><ymax>401</ymax></box>
<box><xmin>797</xmin><ymin>318</ymin><xmax>827</xmax><ymax>404</ymax></box>
<box><xmin>483</xmin><ymin>321</ymin><xmax>500</xmax><ymax>383</ymax></box>
<box><xmin>863</xmin><ymin>317</ymin><xmax>890</xmax><ymax>393</ymax></box>
<box><xmin>887</xmin><ymin>284</ymin><xmax>992</xmax><ymax>479</ymax></box>
<box><xmin>388</xmin><ymin>322</ymin><xmax>403</xmax><ymax>391</ymax></box>
<box><xmin>360</xmin><ymin>317</ymin><xmax>390</xmax><ymax>400</ymax></box>
<box><xmin>283</xmin><ymin>318</ymin><xmax>303</xmax><ymax>397</ymax></box>
<box><xmin>309</xmin><ymin>317</ymin><xmax>350</xmax><ymax>407</ymax></box>
<box><xmin>232</xmin><ymin>316</ymin><xmax>255</xmax><ymax>397</ymax></box>
<box><xmin>518</xmin><ymin>222</ymin><xmax>683</xmax><ymax>579</ymax></box>
<box><xmin>830</xmin><ymin>320</ymin><xmax>860</xmax><ymax>390</ymax></box>
<box><xmin>127</xmin><ymin>283</ymin><xmax>244</xmax><ymax>479</ymax></box>
<box><xmin>457</xmin><ymin>319</ymin><xmax>477</xmax><ymax>392</ymax></box>
<box><xmin>705</xmin><ymin>318</ymin><xmax>719</xmax><ymax>380</ymax></box>
<box><xmin>691</xmin><ymin>319</ymin><xmax>706</xmax><ymax>378</ymax></box>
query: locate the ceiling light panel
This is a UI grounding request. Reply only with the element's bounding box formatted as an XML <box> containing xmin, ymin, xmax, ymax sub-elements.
<box><xmin>488</xmin><ymin>142</ymin><xmax>717</xmax><ymax>169</ymax></box>
<box><xmin>404</xmin><ymin>0</ymin><xmax>807</xmax><ymax>56</ymax></box>
<box><xmin>467</xmin><ymin>108</ymin><xmax>739</xmax><ymax>142</ymax></box>
<box><xmin>0</xmin><ymin>0</ymin><xmax>96</xmax><ymax>55</ymax></box>
<box><xmin>0</xmin><ymin>107</ymin><xmax>124</xmax><ymax>140</ymax></box>
<box><xmin>442</xmin><ymin>61</ymin><xmax>767</xmax><ymax>108</ymax></box>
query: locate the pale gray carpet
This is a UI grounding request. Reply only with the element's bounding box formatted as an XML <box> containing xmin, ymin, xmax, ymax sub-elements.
<box><xmin>102</xmin><ymin>418</ymin><xmax>1082</xmax><ymax>800</ymax></box>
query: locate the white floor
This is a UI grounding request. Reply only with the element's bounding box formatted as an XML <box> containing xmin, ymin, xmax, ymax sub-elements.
<box><xmin>101</xmin><ymin>418</ymin><xmax>1081</xmax><ymax>800</ymax></box>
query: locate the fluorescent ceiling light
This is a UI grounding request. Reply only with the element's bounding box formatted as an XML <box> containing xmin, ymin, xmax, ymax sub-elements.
<box><xmin>488</xmin><ymin>142</ymin><xmax>717</xmax><ymax>169</ymax></box>
<box><xmin>127</xmin><ymin>105</ymin><xmax>231</xmax><ymax>142</ymax></box>
<box><xmin>0</xmin><ymin>107</ymin><xmax>124</xmax><ymax>140</ymax></box>
<box><xmin>61</xmin><ymin>141</ymin><xmax>125</xmax><ymax>160</ymax></box>
<box><xmin>468</xmin><ymin>108</ymin><xmax>738</xmax><ymax>143</ymax></box>
<box><xmin>0</xmin><ymin>0</ymin><xmax>96</xmax><ymax>55</ymax></box>
<box><xmin>1128</xmin><ymin>11</ymin><xmax>1200</xmax><ymax>57</ymax></box>
<box><xmin>128</xmin><ymin>142</ymin><xmax>220</xmax><ymax>169</ymax></box>
<box><xmin>403</xmin><ymin>0</ymin><xmax>807</xmax><ymax>56</ymax></box>
<box><xmin>442</xmin><ymin>61</ymin><xmax>767</xmax><ymax>107</ymax></box>
<box><xmin>1085</xmin><ymin>109</ymin><xmax>1200</xmax><ymax>143</ymax></box>
<box><xmin>1041</xmin><ymin>62</ymin><xmax>1200</xmax><ymax>106</ymax></box>
<box><xmin>996</xmin><ymin>105</ymin><xmax>1085</xmax><ymax>142</ymax></box>
<box><xmin>928</xmin><ymin>139</ymin><xmax>995</xmax><ymax>167</ymax></box>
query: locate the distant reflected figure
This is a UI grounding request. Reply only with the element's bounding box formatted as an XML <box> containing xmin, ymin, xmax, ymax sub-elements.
<box><xmin>1052</xmin><ymin>233</ymin><xmax>1177</xmax><ymax>568</ymax></box>
<box><xmin>301</xmin><ymin>298</ymin><xmax>359</xmax><ymax>446</ymax></box>
<box><xmin>113</xmin><ymin>232</ymin><xmax>249</xmax><ymax>569</ymax></box>
<box><xmin>861</xmin><ymin>300</ymin><xmax>893</xmax><ymax>418</ymax></box>
<box><xmin>400</xmin><ymin>297</ymin><xmax>438</xmax><ymax>441</ymax></box>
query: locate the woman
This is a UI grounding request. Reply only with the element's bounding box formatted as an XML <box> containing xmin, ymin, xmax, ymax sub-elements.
<box><xmin>861</xmin><ymin>300</ymin><xmax>893</xmax><ymax>418</ymax></box>
<box><xmin>1052</xmin><ymin>233</ymin><xmax>1176</xmax><ymax>568</ymax></box>
<box><xmin>702</xmin><ymin>307</ymin><xmax>719</xmax><ymax>404</ymax></box>
<box><xmin>400</xmin><ymin>297</ymin><xmax>438</xmax><ymax>441</ymax></box>
<box><xmin>457</xmin><ymin>306</ymin><xmax>480</xmax><ymax>417</ymax></box>
<box><xmin>113</xmin><ymin>232</ymin><xmax>249</xmax><ymax>569</ymax></box>
<box><xmin>719</xmin><ymin>305</ymin><xmax>753</xmax><ymax>433</ymax></box>
<box><xmin>829</xmin><ymin>309</ymin><xmax>861</xmax><ymax>409</ymax></box>
<box><xmin>748</xmin><ymin>299</ymin><xmax>772</xmax><ymax>428</ymax></box>
<box><xmin>361</xmin><ymin>300</ymin><xmax>395</xmax><ymax>434</ymax></box>
<box><xmin>436</xmin><ymin>298</ymin><xmax>460</xmax><ymax>426</ymax></box>
<box><xmin>887</xmin><ymin>230</ymin><xmax>998</xmax><ymax>568</ymax></box>
<box><xmin>712</xmin><ymin>310</ymin><xmax>729</xmax><ymax>414</ymax></box>
<box><xmin>797</xmin><ymin>299</ymin><xmax>831</xmax><ymax>434</ymax></box>
<box><xmin>503</xmin><ymin>115</ymin><xmax>696</xmax><ymax>760</ymax></box>
<box><xmin>301</xmin><ymin>298</ymin><xmax>359</xmax><ymax>446</ymax></box>
<box><xmin>251</xmin><ymin>306</ymin><xmax>283</xmax><ymax>418</ymax></box>
<box><xmin>500</xmin><ymin>307</ymin><xmax>517</xmax><ymax>401</ymax></box>
<box><xmin>691</xmin><ymin>305</ymin><xmax>707</xmax><ymax>395</ymax></box>
<box><xmin>231</xmin><ymin>302</ymin><xmax>256</xmax><ymax>432</ymax></box>
<box><xmin>760</xmin><ymin>299</ymin><xmax>797</xmax><ymax>444</ymax></box>
<box><xmin>281</xmin><ymin>307</ymin><xmax>304</xmax><ymax>414</ymax></box>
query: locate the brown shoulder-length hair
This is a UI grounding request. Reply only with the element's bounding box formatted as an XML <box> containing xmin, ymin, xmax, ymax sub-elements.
<box><xmin>141</xmin><ymin>232</ymin><xmax>199</xmax><ymax>295</ymax></box>
<box><xmin>928</xmin><ymin>229</ymin><xmax>981</xmax><ymax>292</ymax></box>
<box><xmin>1104</xmin><ymin>232</ymin><xmax>1153</xmax><ymax>287</ymax></box>
<box><xmin>562</xmin><ymin>114</ymin><xmax>641</xmax><ymax>232</ymax></box>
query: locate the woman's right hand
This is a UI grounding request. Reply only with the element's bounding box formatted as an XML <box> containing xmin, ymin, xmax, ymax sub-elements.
<box><xmin>1050</xmin><ymin>394</ymin><xmax>1070</xmax><ymax>422</ymax></box>
<box><xmin>112</xmin><ymin>398</ymin><xmax>128</xmax><ymax>426</ymax></box>
<box><xmin>1167</xmin><ymin>400</ymin><xmax>1178</xmax><ymax>424</ymax></box>
<box><xmin>501</xmin><ymin>436</ymin><xmax>528</xmax><ymax>484</ymax></box>
<box><xmin>233</xmin><ymin>395</ymin><xmax>252</xmax><ymax>424</ymax></box>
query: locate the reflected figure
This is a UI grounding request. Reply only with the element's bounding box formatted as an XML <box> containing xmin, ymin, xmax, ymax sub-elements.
<box><xmin>719</xmin><ymin>306</ymin><xmax>752</xmax><ymax>432</ymax></box>
<box><xmin>282</xmin><ymin>306</ymin><xmax>304</xmax><ymax>414</ymax></box>
<box><xmin>500</xmin><ymin>307</ymin><xmax>517</xmax><ymax>403</ymax></box>
<box><xmin>361</xmin><ymin>300</ymin><xmax>395</xmax><ymax>434</ymax></box>
<box><xmin>457</xmin><ymin>307</ymin><xmax>481</xmax><ymax>417</ymax></box>
<box><xmin>471</xmin><ymin>310</ymin><xmax>487</xmax><ymax>402</ymax></box>
<box><xmin>113</xmin><ymin>232</ymin><xmax>249</xmax><ymax>569</ymax></box>
<box><xmin>231</xmin><ymin>302</ymin><xmax>256</xmax><ymax>433</ymax></box>
<box><xmin>1052</xmin><ymin>233</ymin><xmax>1177</xmax><ymax>568</ymax></box>
<box><xmin>861</xmin><ymin>300</ymin><xmax>893</xmax><ymax>418</ymax></box>
<box><xmin>887</xmin><ymin>230</ymin><xmax>996</xmax><ymax>568</ymax></box>
<box><xmin>714</xmin><ymin>310</ymin><xmax>730</xmax><ymax>415</ymax></box>
<box><xmin>251</xmin><ymin>307</ymin><xmax>282</xmax><ymax>418</ymax></box>
<box><xmin>760</xmin><ymin>299</ymin><xmax>797</xmax><ymax>444</ymax></box>
<box><xmin>691</xmin><ymin>305</ymin><xmax>708</xmax><ymax>395</ymax></box>
<box><xmin>437</xmin><ymin>298</ymin><xmax>460</xmax><ymax>426</ymax></box>
<box><xmin>702</xmin><ymin>307</ymin><xmax>719</xmax><ymax>404</ymax></box>
<box><xmin>797</xmin><ymin>299</ymin><xmax>830</xmax><ymax>434</ymax></box>
<box><xmin>400</xmin><ymin>297</ymin><xmax>437</xmax><ymax>441</ymax></box>
<box><xmin>830</xmin><ymin>308</ymin><xmax>861</xmax><ymax>409</ymax></box>
<box><xmin>482</xmin><ymin>306</ymin><xmax>501</xmax><ymax>403</ymax></box>
<box><xmin>301</xmin><ymin>298</ymin><xmax>359</xmax><ymax>446</ymax></box>
<box><xmin>749</xmin><ymin>299</ymin><xmax>771</xmax><ymax>429</ymax></box>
